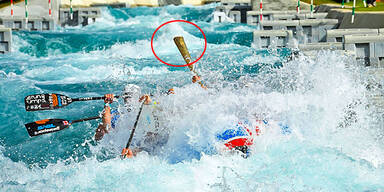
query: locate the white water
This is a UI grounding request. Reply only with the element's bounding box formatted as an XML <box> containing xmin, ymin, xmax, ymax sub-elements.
<box><xmin>1</xmin><ymin>5</ymin><xmax>384</xmax><ymax>191</ymax></box>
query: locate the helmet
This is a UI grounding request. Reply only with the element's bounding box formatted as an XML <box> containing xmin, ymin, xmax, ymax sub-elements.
<box><xmin>216</xmin><ymin>121</ymin><xmax>253</xmax><ymax>154</ymax></box>
<box><xmin>122</xmin><ymin>84</ymin><xmax>141</xmax><ymax>108</ymax></box>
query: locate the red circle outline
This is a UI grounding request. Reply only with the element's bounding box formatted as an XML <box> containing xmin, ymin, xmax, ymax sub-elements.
<box><xmin>151</xmin><ymin>20</ymin><xmax>207</xmax><ymax>67</ymax></box>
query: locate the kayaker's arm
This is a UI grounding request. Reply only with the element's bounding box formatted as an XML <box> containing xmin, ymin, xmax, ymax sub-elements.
<box><xmin>95</xmin><ymin>94</ymin><xmax>114</xmax><ymax>141</ymax></box>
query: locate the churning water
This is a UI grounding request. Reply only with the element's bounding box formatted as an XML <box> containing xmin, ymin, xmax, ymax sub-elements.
<box><xmin>0</xmin><ymin>4</ymin><xmax>384</xmax><ymax>191</ymax></box>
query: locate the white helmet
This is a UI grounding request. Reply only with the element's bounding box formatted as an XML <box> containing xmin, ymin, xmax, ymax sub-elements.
<box><xmin>122</xmin><ymin>84</ymin><xmax>141</xmax><ymax>107</ymax></box>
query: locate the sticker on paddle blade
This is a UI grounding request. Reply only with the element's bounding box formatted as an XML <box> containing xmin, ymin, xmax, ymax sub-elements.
<box><xmin>25</xmin><ymin>93</ymin><xmax>72</xmax><ymax>111</ymax></box>
<box><xmin>25</xmin><ymin>119</ymin><xmax>72</xmax><ymax>137</ymax></box>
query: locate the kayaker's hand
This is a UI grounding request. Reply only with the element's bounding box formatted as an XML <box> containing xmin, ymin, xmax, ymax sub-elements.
<box><xmin>121</xmin><ymin>148</ymin><xmax>134</xmax><ymax>158</ymax></box>
<box><xmin>167</xmin><ymin>88</ymin><xmax>175</xmax><ymax>95</ymax></box>
<box><xmin>104</xmin><ymin>94</ymin><xmax>114</xmax><ymax>104</ymax></box>
<box><xmin>192</xmin><ymin>75</ymin><xmax>201</xmax><ymax>83</ymax></box>
<box><xmin>139</xmin><ymin>94</ymin><xmax>152</xmax><ymax>105</ymax></box>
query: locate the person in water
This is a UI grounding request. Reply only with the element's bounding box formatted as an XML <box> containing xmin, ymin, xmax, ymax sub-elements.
<box><xmin>95</xmin><ymin>75</ymin><xmax>200</xmax><ymax>158</ymax></box>
<box><xmin>95</xmin><ymin>84</ymin><xmax>170</xmax><ymax>158</ymax></box>
<box><xmin>95</xmin><ymin>75</ymin><xmax>265</xmax><ymax>158</ymax></box>
<box><xmin>94</xmin><ymin>84</ymin><xmax>152</xmax><ymax>142</ymax></box>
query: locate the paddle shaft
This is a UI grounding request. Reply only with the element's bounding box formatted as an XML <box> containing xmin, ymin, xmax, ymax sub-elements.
<box><xmin>125</xmin><ymin>102</ymin><xmax>145</xmax><ymax>149</ymax></box>
<box><xmin>72</xmin><ymin>96</ymin><xmax>120</xmax><ymax>102</ymax></box>
<box><xmin>173</xmin><ymin>36</ymin><xmax>206</xmax><ymax>88</ymax></box>
<box><xmin>72</xmin><ymin>116</ymin><xmax>100</xmax><ymax>124</ymax></box>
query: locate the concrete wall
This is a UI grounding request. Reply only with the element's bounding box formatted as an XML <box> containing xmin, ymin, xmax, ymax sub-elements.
<box><xmin>221</xmin><ymin>0</ymin><xmax>251</xmax><ymax>6</ymax></box>
<box><xmin>0</xmin><ymin>0</ymin><xmax>61</xmax><ymax>25</ymax></box>
<box><xmin>251</xmin><ymin>0</ymin><xmax>311</xmax><ymax>11</ymax></box>
<box><xmin>344</xmin><ymin>34</ymin><xmax>384</xmax><ymax>66</ymax></box>
<box><xmin>229</xmin><ymin>10</ymin><xmax>241</xmax><ymax>23</ymax></box>
<box><xmin>259</xmin><ymin>19</ymin><xmax>338</xmax><ymax>43</ymax></box>
<box><xmin>327</xmin><ymin>28</ymin><xmax>379</xmax><ymax>42</ymax></box>
<box><xmin>59</xmin><ymin>7</ymin><xmax>101</xmax><ymax>27</ymax></box>
<box><xmin>298</xmin><ymin>42</ymin><xmax>343</xmax><ymax>51</ymax></box>
<box><xmin>298</xmin><ymin>19</ymin><xmax>339</xmax><ymax>43</ymax></box>
<box><xmin>253</xmin><ymin>30</ymin><xmax>293</xmax><ymax>49</ymax></box>
<box><xmin>0</xmin><ymin>27</ymin><xmax>11</xmax><ymax>53</ymax></box>
<box><xmin>1</xmin><ymin>16</ymin><xmax>55</xmax><ymax>31</ymax></box>
<box><xmin>213</xmin><ymin>2</ymin><xmax>252</xmax><ymax>23</ymax></box>
<box><xmin>247</xmin><ymin>10</ymin><xmax>316</xmax><ymax>25</ymax></box>
<box><xmin>213</xmin><ymin>11</ymin><xmax>232</xmax><ymax>23</ymax></box>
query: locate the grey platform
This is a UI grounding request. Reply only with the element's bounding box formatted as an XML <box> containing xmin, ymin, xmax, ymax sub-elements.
<box><xmin>253</xmin><ymin>30</ymin><xmax>293</xmax><ymax>49</ymax></box>
<box><xmin>213</xmin><ymin>0</ymin><xmax>252</xmax><ymax>23</ymax></box>
<box><xmin>59</xmin><ymin>7</ymin><xmax>101</xmax><ymax>27</ymax></box>
<box><xmin>344</xmin><ymin>34</ymin><xmax>384</xmax><ymax>67</ymax></box>
<box><xmin>0</xmin><ymin>27</ymin><xmax>11</xmax><ymax>53</ymax></box>
<box><xmin>0</xmin><ymin>16</ymin><xmax>54</xmax><ymax>31</ymax></box>
<box><xmin>246</xmin><ymin>10</ymin><xmax>313</xmax><ymax>25</ymax></box>
<box><xmin>326</xmin><ymin>28</ymin><xmax>379</xmax><ymax>42</ymax></box>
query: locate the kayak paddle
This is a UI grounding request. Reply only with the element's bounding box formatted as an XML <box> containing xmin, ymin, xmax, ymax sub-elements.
<box><xmin>121</xmin><ymin>102</ymin><xmax>145</xmax><ymax>159</ymax></box>
<box><xmin>173</xmin><ymin>36</ymin><xmax>207</xmax><ymax>89</ymax></box>
<box><xmin>24</xmin><ymin>93</ymin><xmax>120</xmax><ymax>111</ymax></box>
<box><xmin>25</xmin><ymin>116</ymin><xmax>100</xmax><ymax>137</ymax></box>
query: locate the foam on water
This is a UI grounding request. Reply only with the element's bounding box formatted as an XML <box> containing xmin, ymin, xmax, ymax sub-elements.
<box><xmin>0</xmin><ymin>4</ymin><xmax>384</xmax><ymax>192</ymax></box>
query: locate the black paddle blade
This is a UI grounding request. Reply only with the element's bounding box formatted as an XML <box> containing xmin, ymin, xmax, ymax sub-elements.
<box><xmin>25</xmin><ymin>119</ymin><xmax>72</xmax><ymax>137</ymax></box>
<box><xmin>24</xmin><ymin>93</ymin><xmax>73</xmax><ymax>111</ymax></box>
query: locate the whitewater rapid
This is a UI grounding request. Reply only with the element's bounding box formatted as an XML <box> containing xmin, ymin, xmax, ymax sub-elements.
<box><xmin>0</xmin><ymin>4</ymin><xmax>383</xmax><ymax>191</ymax></box>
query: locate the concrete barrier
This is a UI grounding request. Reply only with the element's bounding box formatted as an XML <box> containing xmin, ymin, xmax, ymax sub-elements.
<box><xmin>327</xmin><ymin>28</ymin><xmax>379</xmax><ymax>42</ymax></box>
<box><xmin>298</xmin><ymin>42</ymin><xmax>343</xmax><ymax>51</ymax></box>
<box><xmin>215</xmin><ymin>5</ymin><xmax>230</xmax><ymax>15</ymax></box>
<box><xmin>273</xmin><ymin>14</ymin><xmax>305</xmax><ymax>20</ymax></box>
<box><xmin>59</xmin><ymin>7</ymin><xmax>101</xmax><ymax>27</ymax></box>
<box><xmin>221</xmin><ymin>0</ymin><xmax>251</xmax><ymax>6</ymax></box>
<box><xmin>344</xmin><ymin>34</ymin><xmax>384</xmax><ymax>66</ymax></box>
<box><xmin>0</xmin><ymin>27</ymin><xmax>11</xmax><ymax>53</ymax></box>
<box><xmin>229</xmin><ymin>10</ymin><xmax>241</xmax><ymax>23</ymax></box>
<box><xmin>213</xmin><ymin>0</ymin><xmax>251</xmax><ymax>23</ymax></box>
<box><xmin>1</xmin><ymin>17</ymin><xmax>24</xmax><ymax>30</ymax></box>
<box><xmin>253</xmin><ymin>30</ymin><xmax>293</xmax><ymax>49</ymax></box>
<box><xmin>380</xmin><ymin>28</ymin><xmax>384</xmax><ymax>34</ymax></box>
<box><xmin>260</xmin><ymin>20</ymin><xmax>300</xmax><ymax>42</ymax></box>
<box><xmin>246</xmin><ymin>10</ymin><xmax>311</xmax><ymax>25</ymax></box>
<box><xmin>252</xmin><ymin>13</ymin><xmax>325</xmax><ymax>22</ymax></box>
<box><xmin>305</xmin><ymin>12</ymin><xmax>328</xmax><ymax>19</ymax></box>
<box><xmin>213</xmin><ymin>11</ymin><xmax>231</xmax><ymax>23</ymax></box>
<box><xmin>260</xmin><ymin>20</ymin><xmax>300</xmax><ymax>30</ymax></box>
<box><xmin>1</xmin><ymin>16</ymin><xmax>54</xmax><ymax>31</ymax></box>
<box><xmin>272</xmin><ymin>14</ymin><xmax>297</xmax><ymax>21</ymax></box>
<box><xmin>298</xmin><ymin>19</ymin><xmax>338</xmax><ymax>43</ymax></box>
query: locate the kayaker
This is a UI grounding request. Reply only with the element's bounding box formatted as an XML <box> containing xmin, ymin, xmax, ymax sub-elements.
<box><xmin>216</xmin><ymin>120</ymin><xmax>263</xmax><ymax>157</ymax></box>
<box><xmin>95</xmin><ymin>75</ymin><xmax>204</xmax><ymax>158</ymax></box>
<box><xmin>94</xmin><ymin>85</ymin><xmax>152</xmax><ymax>141</ymax></box>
